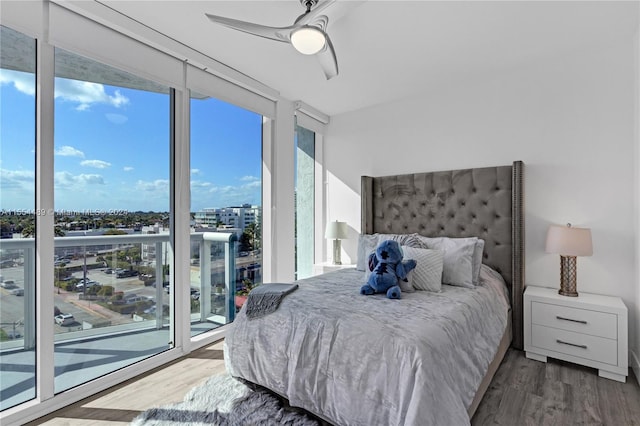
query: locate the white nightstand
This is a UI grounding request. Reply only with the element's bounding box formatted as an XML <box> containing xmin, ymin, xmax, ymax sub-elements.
<box><xmin>312</xmin><ymin>262</ymin><xmax>356</xmax><ymax>276</ymax></box>
<box><xmin>524</xmin><ymin>286</ymin><xmax>628</xmax><ymax>382</ymax></box>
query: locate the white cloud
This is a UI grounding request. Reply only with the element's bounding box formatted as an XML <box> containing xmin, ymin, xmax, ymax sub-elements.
<box><xmin>0</xmin><ymin>168</ymin><xmax>35</xmax><ymax>189</ymax></box>
<box><xmin>81</xmin><ymin>159</ymin><xmax>111</xmax><ymax>169</ymax></box>
<box><xmin>0</xmin><ymin>70</ymin><xmax>131</xmax><ymax>111</ymax></box>
<box><xmin>55</xmin><ymin>171</ymin><xmax>105</xmax><ymax>188</ymax></box>
<box><xmin>191</xmin><ymin>169</ymin><xmax>201</xmax><ymax>175</ymax></box>
<box><xmin>55</xmin><ymin>145</ymin><xmax>85</xmax><ymax>158</ymax></box>
<box><xmin>0</xmin><ymin>69</ymin><xmax>35</xmax><ymax>96</ymax></box>
<box><xmin>240</xmin><ymin>175</ymin><xmax>259</xmax><ymax>182</ymax></box>
<box><xmin>243</xmin><ymin>180</ymin><xmax>261</xmax><ymax>189</ymax></box>
<box><xmin>106</xmin><ymin>113</ymin><xmax>128</xmax><ymax>124</ymax></box>
<box><xmin>123</xmin><ymin>166</ymin><xmax>134</xmax><ymax>172</ymax></box>
<box><xmin>191</xmin><ymin>180</ymin><xmax>212</xmax><ymax>189</ymax></box>
<box><xmin>136</xmin><ymin>179</ymin><xmax>169</xmax><ymax>193</ymax></box>
<box><xmin>55</xmin><ymin>78</ymin><xmax>129</xmax><ymax>111</ymax></box>
<box><xmin>190</xmin><ymin>179</ymin><xmax>261</xmax><ymax>210</ymax></box>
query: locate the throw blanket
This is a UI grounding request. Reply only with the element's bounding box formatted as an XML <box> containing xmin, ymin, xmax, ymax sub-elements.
<box><xmin>244</xmin><ymin>283</ymin><xmax>299</xmax><ymax>319</ymax></box>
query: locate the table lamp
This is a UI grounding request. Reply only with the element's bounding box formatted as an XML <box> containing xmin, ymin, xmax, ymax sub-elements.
<box><xmin>545</xmin><ymin>223</ymin><xmax>593</xmax><ymax>297</ymax></box>
<box><xmin>325</xmin><ymin>220</ymin><xmax>348</xmax><ymax>265</ymax></box>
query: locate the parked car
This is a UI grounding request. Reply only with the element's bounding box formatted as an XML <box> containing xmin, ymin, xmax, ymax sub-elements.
<box><xmin>10</xmin><ymin>288</ymin><xmax>24</xmax><ymax>296</ymax></box>
<box><xmin>124</xmin><ymin>294</ymin><xmax>144</xmax><ymax>303</ymax></box>
<box><xmin>117</xmin><ymin>270</ymin><xmax>139</xmax><ymax>278</ymax></box>
<box><xmin>7</xmin><ymin>331</ymin><xmax>22</xmax><ymax>339</ymax></box>
<box><xmin>1</xmin><ymin>280</ymin><xmax>16</xmax><ymax>289</ymax></box>
<box><xmin>75</xmin><ymin>281</ymin><xmax>100</xmax><ymax>291</ymax></box>
<box><xmin>0</xmin><ymin>260</ymin><xmax>15</xmax><ymax>268</ymax></box>
<box><xmin>54</xmin><ymin>313</ymin><xmax>75</xmax><ymax>326</ymax></box>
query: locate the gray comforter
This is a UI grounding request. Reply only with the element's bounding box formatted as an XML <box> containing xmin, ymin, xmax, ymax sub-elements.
<box><xmin>224</xmin><ymin>265</ymin><xmax>510</xmax><ymax>426</ymax></box>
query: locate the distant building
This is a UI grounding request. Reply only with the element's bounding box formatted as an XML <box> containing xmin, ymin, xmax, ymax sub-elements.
<box><xmin>141</xmin><ymin>223</ymin><xmax>169</xmax><ymax>265</ymax></box>
<box><xmin>194</xmin><ymin>204</ymin><xmax>260</xmax><ymax>232</ymax></box>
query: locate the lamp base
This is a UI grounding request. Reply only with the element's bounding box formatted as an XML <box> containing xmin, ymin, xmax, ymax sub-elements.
<box><xmin>558</xmin><ymin>255</ymin><xmax>578</xmax><ymax>297</ymax></box>
<box><xmin>332</xmin><ymin>239</ymin><xmax>342</xmax><ymax>265</ymax></box>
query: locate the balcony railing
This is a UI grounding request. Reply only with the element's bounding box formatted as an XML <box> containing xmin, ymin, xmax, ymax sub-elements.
<box><xmin>0</xmin><ymin>231</ymin><xmax>240</xmax><ymax>352</ymax></box>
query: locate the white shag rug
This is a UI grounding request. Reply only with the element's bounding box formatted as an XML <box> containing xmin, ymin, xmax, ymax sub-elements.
<box><xmin>130</xmin><ymin>373</ymin><xmax>321</xmax><ymax>426</ymax></box>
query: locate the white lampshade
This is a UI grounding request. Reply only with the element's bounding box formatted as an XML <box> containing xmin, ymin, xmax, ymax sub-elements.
<box><xmin>291</xmin><ymin>26</ymin><xmax>326</xmax><ymax>55</ymax></box>
<box><xmin>325</xmin><ymin>221</ymin><xmax>348</xmax><ymax>240</ymax></box>
<box><xmin>545</xmin><ymin>224</ymin><xmax>593</xmax><ymax>257</ymax></box>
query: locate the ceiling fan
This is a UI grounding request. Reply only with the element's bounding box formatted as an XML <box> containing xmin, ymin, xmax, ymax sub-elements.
<box><xmin>205</xmin><ymin>0</ymin><xmax>339</xmax><ymax>80</ymax></box>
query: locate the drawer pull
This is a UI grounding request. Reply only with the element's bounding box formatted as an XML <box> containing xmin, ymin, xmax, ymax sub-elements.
<box><xmin>556</xmin><ymin>315</ymin><xmax>587</xmax><ymax>324</ymax></box>
<box><xmin>556</xmin><ymin>339</ymin><xmax>587</xmax><ymax>349</ymax></box>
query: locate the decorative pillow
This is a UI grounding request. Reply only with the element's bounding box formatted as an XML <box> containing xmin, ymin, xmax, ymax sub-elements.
<box><xmin>421</xmin><ymin>237</ymin><xmax>480</xmax><ymax>288</ymax></box>
<box><xmin>401</xmin><ymin>246</ymin><xmax>444</xmax><ymax>292</ymax></box>
<box><xmin>356</xmin><ymin>234</ymin><xmax>379</xmax><ymax>271</ymax></box>
<box><xmin>399</xmin><ymin>269</ymin><xmax>416</xmax><ymax>293</ymax></box>
<box><xmin>376</xmin><ymin>233</ymin><xmax>423</xmax><ymax>248</ymax></box>
<box><xmin>420</xmin><ymin>236</ymin><xmax>484</xmax><ymax>287</ymax></box>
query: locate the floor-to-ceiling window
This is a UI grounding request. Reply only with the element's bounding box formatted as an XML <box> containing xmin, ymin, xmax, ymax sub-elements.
<box><xmin>1</xmin><ymin>1</ymin><xmax>280</xmax><ymax>420</ymax></box>
<box><xmin>52</xmin><ymin>47</ymin><xmax>173</xmax><ymax>393</ymax></box>
<box><xmin>190</xmin><ymin>94</ymin><xmax>263</xmax><ymax>335</ymax></box>
<box><xmin>294</xmin><ymin>123</ymin><xmax>315</xmax><ymax>279</ymax></box>
<box><xmin>0</xmin><ymin>25</ymin><xmax>37</xmax><ymax>411</ymax></box>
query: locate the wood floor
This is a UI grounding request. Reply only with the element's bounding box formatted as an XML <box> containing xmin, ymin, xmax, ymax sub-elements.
<box><xmin>28</xmin><ymin>341</ymin><xmax>640</xmax><ymax>425</ymax></box>
<box><xmin>27</xmin><ymin>340</ymin><xmax>227</xmax><ymax>426</ymax></box>
<box><xmin>472</xmin><ymin>349</ymin><xmax>640</xmax><ymax>426</ymax></box>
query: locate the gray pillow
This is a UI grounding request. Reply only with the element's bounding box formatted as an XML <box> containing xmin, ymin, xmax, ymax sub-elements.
<box><xmin>356</xmin><ymin>234</ymin><xmax>379</xmax><ymax>271</ymax></box>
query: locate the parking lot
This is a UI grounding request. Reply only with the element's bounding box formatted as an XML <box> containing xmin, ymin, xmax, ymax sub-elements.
<box><xmin>1</xmin><ymin>264</ymin><xmax>167</xmax><ymax>337</ymax></box>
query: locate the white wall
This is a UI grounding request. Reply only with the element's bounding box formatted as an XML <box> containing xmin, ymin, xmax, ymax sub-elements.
<box><xmin>325</xmin><ymin>35</ymin><xmax>639</xmax><ymax>359</ymax></box>
<box><xmin>635</xmin><ymin>24</ymin><xmax>640</xmax><ymax>383</ymax></box>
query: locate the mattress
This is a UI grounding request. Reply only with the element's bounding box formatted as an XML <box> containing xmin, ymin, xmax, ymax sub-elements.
<box><xmin>224</xmin><ymin>265</ymin><xmax>511</xmax><ymax>426</ymax></box>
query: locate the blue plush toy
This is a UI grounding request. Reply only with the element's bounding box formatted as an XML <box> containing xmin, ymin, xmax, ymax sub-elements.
<box><xmin>360</xmin><ymin>239</ymin><xmax>417</xmax><ymax>299</ymax></box>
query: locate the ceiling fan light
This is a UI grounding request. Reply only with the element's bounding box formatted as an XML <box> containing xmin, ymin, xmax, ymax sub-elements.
<box><xmin>291</xmin><ymin>26</ymin><xmax>326</xmax><ymax>55</ymax></box>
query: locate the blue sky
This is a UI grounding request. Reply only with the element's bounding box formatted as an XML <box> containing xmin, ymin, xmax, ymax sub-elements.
<box><xmin>0</xmin><ymin>69</ymin><xmax>262</xmax><ymax>212</ymax></box>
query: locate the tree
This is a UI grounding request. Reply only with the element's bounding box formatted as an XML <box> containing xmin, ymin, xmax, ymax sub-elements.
<box><xmin>22</xmin><ymin>225</ymin><xmax>66</xmax><ymax>238</ymax></box>
<box><xmin>239</xmin><ymin>231</ymin><xmax>252</xmax><ymax>252</ymax></box>
<box><xmin>242</xmin><ymin>222</ymin><xmax>260</xmax><ymax>251</ymax></box>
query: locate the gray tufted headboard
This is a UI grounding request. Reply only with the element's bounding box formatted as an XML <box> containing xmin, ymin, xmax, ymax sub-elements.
<box><xmin>361</xmin><ymin>161</ymin><xmax>525</xmax><ymax>350</ymax></box>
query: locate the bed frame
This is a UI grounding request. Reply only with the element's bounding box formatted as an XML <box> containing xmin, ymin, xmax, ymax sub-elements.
<box><xmin>361</xmin><ymin>161</ymin><xmax>525</xmax><ymax>349</ymax></box>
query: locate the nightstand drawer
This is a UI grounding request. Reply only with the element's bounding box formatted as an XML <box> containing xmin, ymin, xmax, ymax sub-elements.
<box><xmin>531</xmin><ymin>301</ymin><xmax>617</xmax><ymax>339</ymax></box>
<box><xmin>531</xmin><ymin>324</ymin><xmax>618</xmax><ymax>365</ymax></box>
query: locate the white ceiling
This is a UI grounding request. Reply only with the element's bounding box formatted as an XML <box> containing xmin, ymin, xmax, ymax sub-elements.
<box><xmin>98</xmin><ymin>0</ymin><xmax>639</xmax><ymax>116</ymax></box>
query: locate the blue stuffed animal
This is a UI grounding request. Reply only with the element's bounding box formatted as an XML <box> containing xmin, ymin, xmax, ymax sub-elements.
<box><xmin>360</xmin><ymin>239</ymin><xmax>417</xmax><ymax>299</ymax></box>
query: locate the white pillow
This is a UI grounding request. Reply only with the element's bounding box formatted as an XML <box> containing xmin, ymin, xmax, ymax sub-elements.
<box><xmin>471</xmin><ymin>239</ymin><xmax>485</xmax><ymax>285</ymax></box>
<box><xmin>398</xmin><ymin>269</ymin><xmax>416</xmax><ymax>293</ymax></box>
<box><xmin>401</xmin><ymin>246</ymin><xmax>444</xmax><ymax>292</ymax></box>
<box><xmin>417</xmin><ymin>236</ymin><xmax>484</xmax><ymax>287</ymax></box>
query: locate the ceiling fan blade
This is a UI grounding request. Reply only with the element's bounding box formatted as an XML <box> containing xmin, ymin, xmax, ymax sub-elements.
<box><xmin>294</xmin><ymin>0</ymin><xmax>336</xmax><ymax>26</ymax></box>
<box><xmin>317</xmin><ymin>32</ymin><xmax>338</xmax><ymax>80</ymax></box>
<box><xmin>205</xmin><ymin>13</ymin><xmax>292</xmax><ymax>43</ymax></box>
<box><xmin>308</xmin><ymin>15</ymin><xmax>329</xmax><ymax>32</ymax></box>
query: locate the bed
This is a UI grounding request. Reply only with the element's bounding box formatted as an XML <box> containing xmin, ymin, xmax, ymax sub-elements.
<box><xmin>224</xmin><ymin>162</ymin><xmax>525</xmax><ymax>425</ymax></box>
